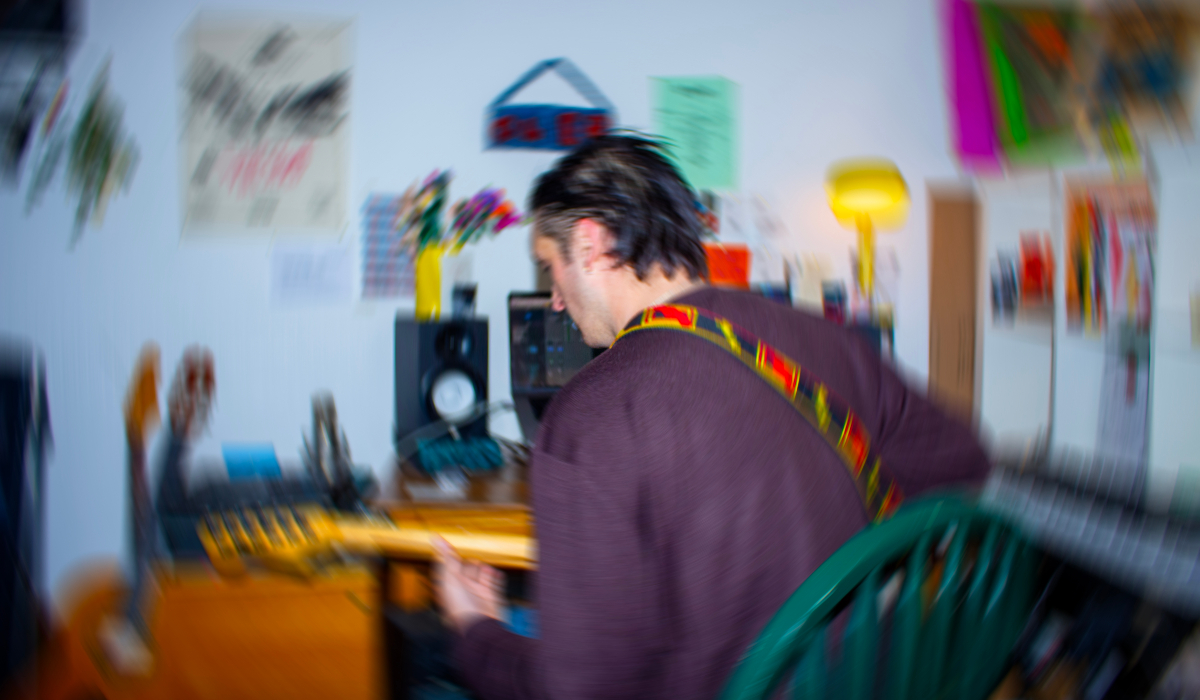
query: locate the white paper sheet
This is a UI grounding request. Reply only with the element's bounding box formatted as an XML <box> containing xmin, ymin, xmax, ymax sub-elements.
<box><xmin>180</xmin><ymin>16</ymin><xmax>352</xmax><ymax>234</ymax></box>
<box><xmin>270</xmin><ymin>245</ymin><xmax>352</xmax><ymax>305</ymax></box>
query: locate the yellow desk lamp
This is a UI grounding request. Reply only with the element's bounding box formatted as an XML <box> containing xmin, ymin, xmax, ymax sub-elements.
<box><xmin>825</xmin><ymin>159</ymin><xmax>910</xmax><ymax>316</ymax></box>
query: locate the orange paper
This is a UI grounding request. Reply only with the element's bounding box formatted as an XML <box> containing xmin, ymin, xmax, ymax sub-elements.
<box><xmin>704</xmin><ymin>243</ymin><xmax>751</xmax><ymax>289</ymax></box>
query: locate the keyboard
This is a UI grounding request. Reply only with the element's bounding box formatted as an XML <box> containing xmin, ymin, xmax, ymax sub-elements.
<box><xmin>983</xmin><ymin>455</ymin><xmax>1200</xmax><ymax>617</ymax></box>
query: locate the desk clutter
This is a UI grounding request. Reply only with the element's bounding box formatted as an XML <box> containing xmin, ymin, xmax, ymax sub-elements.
<box><xmin>160</xmin><ymin>392</ymin><xmax>379</xmax><ymax>559</ymax></box>
<box><xmin>391</xmin><ymin>292</ymin><xmax>594</xmax><ymax>486</ymax></box>
<box><xmin>157</xmin><ymin>301</ymin><xmax>569</xmax><ymax>580</ymax></box>
<box><xmin>165</xmin><ymin>385</ymin><xmax>535</xmax><ymax>578</ymax></box>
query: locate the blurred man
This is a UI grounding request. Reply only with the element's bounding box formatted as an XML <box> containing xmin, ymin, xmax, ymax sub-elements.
<box><xmin>436</xmin><ymin>136</ymin><xmax>988</xmax><ymax>700</ymax></box>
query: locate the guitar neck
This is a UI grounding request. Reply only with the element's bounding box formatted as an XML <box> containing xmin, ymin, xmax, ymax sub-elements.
<box><xmin>198</xmin><ymin>505</ymin><xmax>538</xmax><ymax>576</ymax></box>
<box><xmin>331</xmin><ymin>518</ymin><xmax>537</xmax><ymax>570</ymax></box>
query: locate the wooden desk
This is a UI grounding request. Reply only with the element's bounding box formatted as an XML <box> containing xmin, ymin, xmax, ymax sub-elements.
<box><xmin>10</xmin><ymin>469</ymin><xmax>535</xmax><ymax>700</ymax></box>
<box><xmin>386</xmin><ymin>458</ymin><xmax>529</xmax><ymax>507</ymax></box>
<box><xmin>15</xmin><ymin>562</ymin><xmax>381</xmax><ymax>700</ymax></box>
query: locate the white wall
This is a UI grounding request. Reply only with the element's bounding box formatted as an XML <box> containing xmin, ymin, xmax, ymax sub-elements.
<box><xmin>0</xmin><ymin>0</ymin><xmax>962</xmax><ymax>595</ymax></box>
<box><xmin>1147</xmin><ymin>143</ymin><xmax>1200</xmax><ymax>510</ymax></box>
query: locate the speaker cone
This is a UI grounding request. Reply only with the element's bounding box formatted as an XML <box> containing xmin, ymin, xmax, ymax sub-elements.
<box><xmin>430</xmin><ymin>368</ymin><xmax>478</xmax><ymax>424</ymax></box>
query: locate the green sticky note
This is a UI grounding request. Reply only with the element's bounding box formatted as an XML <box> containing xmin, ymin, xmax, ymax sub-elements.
<box><xmin>652</xmin><ymin>76</ymin><xmax>738</xmax><ymax>190</ymax></box>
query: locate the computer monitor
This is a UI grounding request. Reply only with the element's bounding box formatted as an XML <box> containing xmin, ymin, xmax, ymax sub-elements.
<box><xmin>509</xmin><ymin>292</ymin><xmax>601</xmax><ymax>442</ymax></box>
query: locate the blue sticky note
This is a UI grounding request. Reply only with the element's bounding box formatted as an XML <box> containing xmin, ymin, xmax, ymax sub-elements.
<box><xmin>222</xmin><ymin>443</ymin><xmax>282</xmax><ymax>481</ymax></box>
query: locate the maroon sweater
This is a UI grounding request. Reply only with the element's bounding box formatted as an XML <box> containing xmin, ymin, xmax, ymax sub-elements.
<box><xmin>456</xmin><ymin>287</ymin><xmax>989</xmax><ymax>699</ymax></box>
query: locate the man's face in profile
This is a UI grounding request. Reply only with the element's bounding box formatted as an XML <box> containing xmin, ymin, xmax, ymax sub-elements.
<box><xmin>532</xmin><ymin>228</ymin><xmax>614</xmax><ymax>348</ymax></box>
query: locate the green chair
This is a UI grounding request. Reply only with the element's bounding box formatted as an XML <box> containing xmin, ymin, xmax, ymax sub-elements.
<box><xmin>720</xmin><ymin>494</ymin><xmax>1039</xmax><ymax>700</ymax></box>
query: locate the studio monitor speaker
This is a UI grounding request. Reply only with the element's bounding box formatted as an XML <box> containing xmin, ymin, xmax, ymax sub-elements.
<box><xmin>395</xmin><ymin>317</ymin><xmax>489</xmax><ymax>454</ymax></box>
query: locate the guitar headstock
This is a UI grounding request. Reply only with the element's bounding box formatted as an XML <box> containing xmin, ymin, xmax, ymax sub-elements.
<box><xmin>123</xmin><ymin>344</ymin><xmax>161</xmax><ymax>447</ymax></box>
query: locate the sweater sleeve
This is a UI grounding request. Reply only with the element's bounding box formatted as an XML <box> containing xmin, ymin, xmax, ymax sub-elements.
<box><xmin>454</xmin><ymin>619</ymin><xmax>545</xmax><ymax>700</ymax></box>
<box><xmin>455</xmin><ymin>448</ymin><xmax>671</xmax><ymax>700</ymax></box>
<box><xmin>872</xmin><ymin>358</ymin><xmax>991</xmax><ymax>497</ymax></box>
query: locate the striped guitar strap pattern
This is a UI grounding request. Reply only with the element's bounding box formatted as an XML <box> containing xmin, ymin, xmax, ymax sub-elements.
<box><xmin>614</xmin><ymin>304</ymin><xmax>903</xmax><ymax>522</ymax></box>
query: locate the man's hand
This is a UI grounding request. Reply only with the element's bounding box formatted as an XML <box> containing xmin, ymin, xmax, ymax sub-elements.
<box><xmin>433</xmin><ymin>537</ymin><xmax>504</xmax><ymax>635</ymax></box>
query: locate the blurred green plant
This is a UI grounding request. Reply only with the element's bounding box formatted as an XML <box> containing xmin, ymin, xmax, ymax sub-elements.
<box><xmin>25</xmin><ymin>57</ymin><xmax>139</xmax><ymax>248</ymax></box>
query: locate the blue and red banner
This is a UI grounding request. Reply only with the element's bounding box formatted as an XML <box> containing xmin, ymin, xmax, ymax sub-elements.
<box><xmin>486</xmin><ymin>59</ymin><xmax>616</xmax><ymax>151</ymax></box>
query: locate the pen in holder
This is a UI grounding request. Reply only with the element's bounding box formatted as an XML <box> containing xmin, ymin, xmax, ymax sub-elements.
<box><xmin>452</xmin><ymin>284</ymin><xmax>478</xmax><ymax>318</ymax></box>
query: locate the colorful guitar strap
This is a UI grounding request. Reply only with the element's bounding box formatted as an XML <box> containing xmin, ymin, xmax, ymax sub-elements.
<box><xmin>615</xmin><ymin>304</ymin><xmax>903</xmax><ymax>522</ymax></box>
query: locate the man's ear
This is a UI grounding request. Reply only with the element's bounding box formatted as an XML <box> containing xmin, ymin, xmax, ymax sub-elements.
<box><xmin>574</xmin><ymin>218</ymin><xmax>613</xmax><ymax>273</ymax></box>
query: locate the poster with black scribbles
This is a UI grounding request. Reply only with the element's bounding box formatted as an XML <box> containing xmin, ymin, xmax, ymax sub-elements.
<box><xmin>179</xmin><ymin>16</ymin><xmax>351</xmax><ymax>235</ymax></box>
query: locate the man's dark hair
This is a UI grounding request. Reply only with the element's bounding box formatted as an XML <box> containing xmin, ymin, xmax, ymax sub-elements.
<box><xmin>530</xmin><ymin>135</ymin><xmax>708</xmax><ymax>281</ymax></box>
